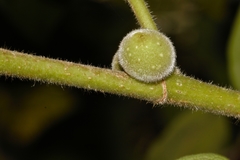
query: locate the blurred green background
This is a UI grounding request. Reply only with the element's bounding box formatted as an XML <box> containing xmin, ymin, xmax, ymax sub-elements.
<box><xmin>0</xmin><ymin>0</ymin><xmax>240</xmax><ymax>159</ymax></box>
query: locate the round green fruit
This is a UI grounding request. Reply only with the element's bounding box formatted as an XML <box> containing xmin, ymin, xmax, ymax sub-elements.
<box><xmin>116</xmin><ymin>29</ymin><xmax>176</xmax><ymax>83</ymax></box>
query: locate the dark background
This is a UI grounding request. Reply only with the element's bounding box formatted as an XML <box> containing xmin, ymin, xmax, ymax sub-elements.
<box><xmin>0</xmin><ymin>0</ymin><xmax>240</xmax><ymax>159</ymax></box>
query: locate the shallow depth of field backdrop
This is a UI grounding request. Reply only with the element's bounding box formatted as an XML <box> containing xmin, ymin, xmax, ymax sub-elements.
<box><xmin>0</xmin><ymin>0</ymin><xmax>240</xmax><ymax>159</ymax></box>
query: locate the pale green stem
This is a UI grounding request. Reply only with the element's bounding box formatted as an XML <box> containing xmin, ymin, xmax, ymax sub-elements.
<box><xmin>0</xmin><ymin>48</ymin><xmax>163</xmax><ymax>101</ymax></box>
<box><xmin>127</xmin><ymin>0</ymin><xmax>158</xmax><ymax>30</ymax></box>
<box><xmin>1</xmin><ymin>48</ymin><xmax>240</xmax><ymax>118</ymax></box>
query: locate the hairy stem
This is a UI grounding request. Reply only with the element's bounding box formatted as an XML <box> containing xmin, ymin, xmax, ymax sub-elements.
<box><xmin>0</xmin><ymin>48</ymin><xmax>163</xmax><ymax>101</ymax></box>
<box><xmin>127</xmin><ymin>0</ymin><xmax>158</xmax><ymax>30</ymax></box>
<box><xmin>1</xmin><ymin>48</ymin><xmax>240</xmax><ymax>118</ymax></box>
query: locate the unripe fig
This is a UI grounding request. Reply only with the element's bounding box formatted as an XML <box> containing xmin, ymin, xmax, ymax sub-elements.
<box><xmin>114</xmin><ymin>29</ymin><xmax>176</xmax><ymax>83</ymax></box>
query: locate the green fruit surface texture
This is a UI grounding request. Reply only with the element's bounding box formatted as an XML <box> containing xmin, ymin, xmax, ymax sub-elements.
<box><xmin>117</xmin><ymin>29</ymin><xmax>176</xmax><ymax>83</ymax></box>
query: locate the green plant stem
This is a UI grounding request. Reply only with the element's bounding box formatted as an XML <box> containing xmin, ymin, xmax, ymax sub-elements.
<box><xmin>166</xmin><ymin>74</ymin><xmax>240</xmax><ymax>118</ymax></box>
<box><xmin>1</xmin><ymin>48</ymin><xmax>240</xmax><ymax>118</ymax></box>
<box><xmin>0</xmin><ymin>48</ymin><xmax>163</xmax><ymax>101</ymax></box>
<box><xmin>127</xmin><ymin>0</ymin><xmax>158</xmax><ymax>30</ymax></box>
